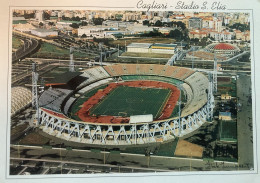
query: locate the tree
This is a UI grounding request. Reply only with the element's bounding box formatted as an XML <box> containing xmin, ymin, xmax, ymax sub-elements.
<box><xmin>48</xmin><ymin>22</ymin><xmax>55</xmax><ymax>26</ymax></box>
<box><xmin>154</xmin><ymin>20</ymin><xmax>163</xmax><ymax>27</ymax></box>
<box><xmin>173</xmin><ymin>21</ymin><xmax>186</xmax><ymax>30</ymax></box>
<box><xmin>81</xmin><ymin>21</ymin><xmax>88</xmax><ymax>26</ymax></box>
<box><xmin>70</xmin><ymin>23</ymin><xmax>79</xmax><ymax>29</ymax></box>
<box><xmin>229</xmin><ymin>23</ymin><xmax>250</xmax><ymax>32</ymax></box>
<box><xmin>43</xmin><ymin>12</ymin><xmax>50</xmax><ymax>20</ymax></box>
<box><xmin>143</xmin><ymin>20</ymin><xmax>149</xmax><ymax>26</ymax></box>
<box><xmin>93</xmin><ymin>18</ymin><xmax>104</xmax><ymax>25</ymax></box>
<box><xmin>39</xmin><ymin>22</ymin><xmax>44</xmax><ymax>27</ymax></box>
<box><xmin>81</xmin><ymin>34</ymin><xmax>87</xmax><ymax>38</ymax></box>
<box><xmin>169</xmin><ymin>29</ymin><xmax>183</xmax><ymax>40</ymax></box>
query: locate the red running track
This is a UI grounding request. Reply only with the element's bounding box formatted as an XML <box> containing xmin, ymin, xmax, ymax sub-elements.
<box><xmin>76</xmin><ymin>80</ymin><xmax>180</xmax><ymax>124</ymax></box>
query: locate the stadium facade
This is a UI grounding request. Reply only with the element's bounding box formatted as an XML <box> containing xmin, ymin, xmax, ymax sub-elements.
<box><xmin>37</xmin><ymin>64</ymin><xmax>211</xmax><ymax>146</ymax></box>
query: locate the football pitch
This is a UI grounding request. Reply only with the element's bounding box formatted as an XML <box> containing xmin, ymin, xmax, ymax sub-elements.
<box><xmin>90</xmin><ymin>85</ymin><xmax>171</xmax><ymax>118</ymax></box>
<box><xmin>219</xmin><ymin>121</ymin><xmax>237</xmax><ymax>142</ymax></box>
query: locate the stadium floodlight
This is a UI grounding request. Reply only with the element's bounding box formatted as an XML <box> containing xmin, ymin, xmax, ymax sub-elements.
<box><xmin>178</xmin><ymin>83</ymin><xmax>183</xmax><ymax>135</ymax></box>
<box><xmin>99</xmin><ymin>42</ymin><xmax>103</xmax><ymax>66</ymax></box>
<box><xmin>69</xmin><ymin>46</ymin><xmax>75</xmax><ymax>72</ymax></box>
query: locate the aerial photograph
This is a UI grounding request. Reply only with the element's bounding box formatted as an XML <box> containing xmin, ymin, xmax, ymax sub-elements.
<box><xmin>9</xmin><ymin>9</ymin><xmax>253</xmax><ymax>175</ymax></box>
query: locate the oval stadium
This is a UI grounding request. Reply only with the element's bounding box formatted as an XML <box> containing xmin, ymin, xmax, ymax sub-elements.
<box><xmin>38</xmin><ymin>64</ymin><xmax>210</xmax><ymax>146</ymax></box>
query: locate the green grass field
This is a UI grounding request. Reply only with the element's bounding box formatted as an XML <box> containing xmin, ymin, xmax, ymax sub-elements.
<box><xmin>90</xmin><ymin>85</ymin><xmax>171</xmax><ymax>118</ymax></box>
<box><xmin>32</xmin><ymin>42</ymin><xmax>91</xmax><ymax>59</ymax></box>
<box><xmin>219</xmin><ymin>121</ymin><xmax>237</xmax><ymax>142</ymax></box>
<box><xmin>12</xmin><ymin>36</ymin><xmax>23</xmax><ymax>50</ymax></box>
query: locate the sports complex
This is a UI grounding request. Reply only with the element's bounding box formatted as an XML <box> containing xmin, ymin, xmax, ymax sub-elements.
<box><xmin>38</xmin><ymin>64</ymin><xmax>210</xmax><ymax>146</ymax></box>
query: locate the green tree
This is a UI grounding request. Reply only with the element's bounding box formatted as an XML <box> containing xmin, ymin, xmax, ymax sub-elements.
<box><xmin>154</xmin><ymin>20</ymin><xmax>163</xmax><ymax>27</ymax></box>
<box><xmin>143</xmin><ymin>20</ymin><xmax>149</xmax><ymax>26</ymax></box>
<box><xmin>48</xmin><ymin>22</ymin><xmax>54</xmax><ymax>26</ymax></box>
<box><xmin>169</xmin><ymin>29</ymin><xmax>183</xmax><ymax>40</ymax></box>
<box><xmin>43</xmin><ymin>11</ymin><xmax>50</xmax><ymax>20</ymax></box>
<box><xmin>70</xmin><ymin>23</ymin><xmax>79</xmax><ymax>29</ymax></box>
<box><xmin>39</xmin><ymin>22</ymin><xmax>44</xmax><ymax>27</ymax></box>
<box><xmin>93</xmin><ymin>18</ymin><xmax>104</xmax><ymax>25</ymax></box>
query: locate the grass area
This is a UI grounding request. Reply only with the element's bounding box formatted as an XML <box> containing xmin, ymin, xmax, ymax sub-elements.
<box><xmin>12</xmin><ymin>36</ymin><xmax>23</xmax><ymax>50</ymax></box>
<box><xmin>123</xmin><ymin>138</ymin><xmax>179</xmax><ymax>157</ymax></box>
<box><xmin>217</xmin><ymin>78</ymin><xmax>237</xmax><ymax>97</ymax></box>
<box><xmin>41</xmin><ymin>67</ymin><xmax>72</xmax><ymax>83</ymax></box>
<box><xmin>70</xmin><ymin>85</ymin><xmax>108</xmax><ymax>120</ymax></box>
<box><xmin>110</xmin><ymin>37</ymin><xmax>175</xmax><ymax>47</ymax></box>
<box><xmin>32</xmin><ymin>42</ymin><xmax>90</xmax><ymax>59</ymax></box>
<box><xmin>90</xmin><ymin>85</ymin><xmax>171</xmax><ymax>118</ymax></box>
<box><xmin>214</xmin><ymin>157</ymin><xmax>238</xmax><ymax>162</ymax></box>
<box><xmin>121</xmin><ymin>52</ymin><xmax>173</xmax><ymax>59</ymax></box>
<box><xmin>219</xmin><ymin>121</ymin><xmax>237</xmax><ymax>142</ymax></box>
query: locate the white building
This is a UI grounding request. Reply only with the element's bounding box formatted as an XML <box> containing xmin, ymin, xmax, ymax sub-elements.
<box><xmin>30</xmin><ymin>28</ymin><xmax>58</xmax><ymax>37</ymax></box>
<box><xmin>35</xmin><ymin>10</ymin><xmax>44</xmax><ymax>22</ymax></box>
<box><xmin>127</xmin><ymin>43</ymin><xmax>177</xmax><ymax>54</ymax></box>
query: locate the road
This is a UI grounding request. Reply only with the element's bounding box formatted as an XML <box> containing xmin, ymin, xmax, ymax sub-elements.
<box><xmin>236</xmin><ymin>74</ymin><xmax>254</xmax><ymax>169</ymax></box>
<box><xmin>12</xmin><ymin>35</ymin><xmax>39</xmax><ymax>63</ymax></box>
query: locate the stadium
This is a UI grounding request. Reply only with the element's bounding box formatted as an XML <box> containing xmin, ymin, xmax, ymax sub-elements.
<box><xmin>37</xmin><ymin>64</ymin><xmax>210</xmax><ymax>146</ymax></box>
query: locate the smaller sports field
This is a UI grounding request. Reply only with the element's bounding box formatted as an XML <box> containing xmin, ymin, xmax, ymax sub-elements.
<box><xmin>90</xmin><ymin>85</ymin><xmax>171</xmax><ymax>118</ymax></box>
<box><xmin>219</xmin><ymin>121</ymin><xmax>237</xmax><ymax>142</ymax></box>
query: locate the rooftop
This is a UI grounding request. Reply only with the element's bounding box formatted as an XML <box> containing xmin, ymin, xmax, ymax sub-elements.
<box><xmin>219</xmin><ymin>112</ymin><xmax>231</xmax><ymax>117</ymax></box>
<box><xmin>127</xmin><ymin>43</ymin><xmax>152</xmax><ymax>48</ymax></box>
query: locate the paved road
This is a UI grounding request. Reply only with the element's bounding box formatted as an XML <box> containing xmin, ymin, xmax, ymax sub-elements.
<box><xmin>12</xmin><ymin>36</ymin><xmax>39</xmax><ymax>63</ymax></box>
<box><xmin>236</xmin><ymin>74</ymin><xmax>254</xmax><ymax>169</ymax></box>
<box><xmin>10</xmin><ymin>145</ymin><xmax>242</xmax><ymax>172</ymax></box>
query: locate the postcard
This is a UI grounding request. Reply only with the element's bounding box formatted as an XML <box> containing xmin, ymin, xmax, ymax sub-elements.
<box><xmin>0</xmin><ymin>0</ymin><xmax>260</xmax><ymax>182</ymax></box>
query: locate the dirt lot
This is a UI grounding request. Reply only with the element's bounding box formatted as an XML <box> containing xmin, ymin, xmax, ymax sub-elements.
<box><xmin>174</xmin><ymin>140</ymin><xmax>204</xmax><ymax>158</ymax></box>
<box><xmin>20</xmin><ymin>131</ymin><xmax>50</xmax><ymax>145</ymax></box>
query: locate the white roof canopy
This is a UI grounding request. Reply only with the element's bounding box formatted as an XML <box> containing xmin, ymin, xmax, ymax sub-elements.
<box><xmin>129</xmin><ymin>114</ymin><xmax>153</xmax><ymax>124</ymax></box>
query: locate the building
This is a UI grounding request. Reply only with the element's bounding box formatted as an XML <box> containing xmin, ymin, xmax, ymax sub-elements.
<box><xmin>77</xmin><ymin>26</ymin><xmax>126</xmax><ymax>38</ymax></box>
<box><xmin>35</xmin><ymin>10</ymin><xmax>44</xmax><ymax>22</ymax></box>
<box><xmin>188</xmin><ymin>17</ymin><xmax>202</xmax><ymax>30</ymax></box>
<box><xmin>126</xmin><ymin>43</ymin><xmax>177</xmax><ymax>54</ymax></box>
<box><xmin>221</xmin><ymin>93</ymin><xmax>232</xmax><ymax>100</ymax></box>
<box><xmin>219</xmin><ymin>112</ymin><xmax>232</xmax><ymax>121</ymax></box>
<box><xmin>127</xmin><ymin>43</ymin><xmax>152</xmax><ymax>53</ymax></box>
<box><xmin>209</xmin><ymin>30</ymin><xmax>234</xmax><ymax>41</ymax></box>
<box><xmin>189</xmin><ymin>30</ymin><xmax>208</xmax><ymax>40</ymax></box>
<box><xmin>205</xmin><ymin>43</ymin><xmax>240</xmax><ymax>57</ymax></box>
<box><xmin>30</xmin><ymin>28</ymin><xmax>58</xmax><ymax>37</ymax></box>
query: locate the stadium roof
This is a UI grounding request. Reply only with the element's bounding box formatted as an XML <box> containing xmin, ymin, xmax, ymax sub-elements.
<box><xmin>214</xmin><ymin>43</ymin><xmax>237</xmax><ymax>50</ymax></box>
<box><xmin>11</xmin><ymin>87</ymin><xmax>31</xmax><ymax>116</ymax></box>
<box><xmin>206</xmin><ymin>43</ymin><xmax>239</xmax><ymax>51</ymax></box>
<box><xmin>219</xmin><ymin>112</ymin><xmax>231</xmax><ymax>117</ymax></box>
<box><xmin>152</xmin><ymin>43</ymin><xmax>177</xmax><ymax>48</ymax></box>
<box><xmin>45</xmin><ymin>71</ymin><xmax>82</xmax><ymax>86</ymax></box>
<box><xmin>129</xmin><ymin>114</ymin><xmax>153</xmax><ymax>124</ymax></box>
<box><xmin>127</xmin><ymin>43</ymin><xmax>152</xmax><ymax>48</ymax></box>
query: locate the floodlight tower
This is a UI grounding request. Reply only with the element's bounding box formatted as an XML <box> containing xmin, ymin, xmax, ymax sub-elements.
<box><xmin>32</xmin><ymin>62</ymin><xmax>39</xmax><ymax>125</ymax></box>
<box><xmin>207</xmin><ymin>73</ymin><xmax>215</xmax><ymax>122</ymax></box>
<box><xmin>99</xmin><ymin>42</ymin><xmax>103</xmax><ymax>66</ymax></box>
<box><xmin>213</xmin><ymin>53</ymin><xmax>218</xmax><ymax>94</ymax></box>
<box><xmin>32</xmin><ymin>62</ymin><xmax>38</xmax><ymax>109</ymax></box>
<box><xmin>69</xmin><ymin>46</ymin><xmax>75</xmax><ymax>72</ymax></box>
<box><xmin>178</xmin><ymin>84</ymin><xmax>183</xmax><ymax>135</ymax></box>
